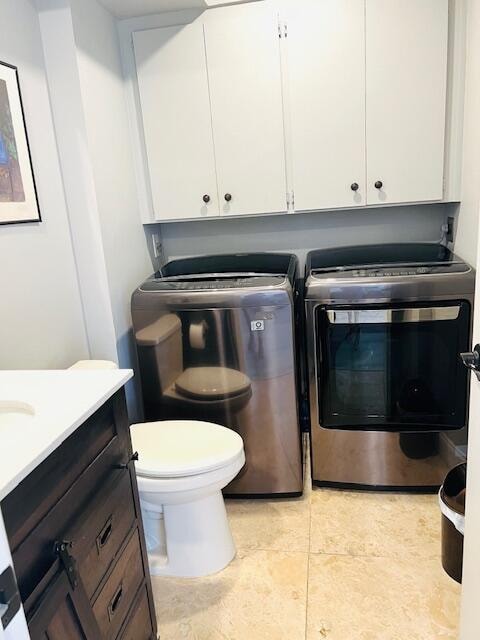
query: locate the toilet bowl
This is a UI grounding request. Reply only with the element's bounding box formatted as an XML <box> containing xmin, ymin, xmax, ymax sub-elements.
<box><xmin>131</xmin><ymin>420</ymin><xmax>245</xmax><ymax>578</ymax></box>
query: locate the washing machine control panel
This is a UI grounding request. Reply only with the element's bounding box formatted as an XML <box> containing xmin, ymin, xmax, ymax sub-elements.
<box><xmin>141</xmin><ymin>275</ymin><xmax>286</xmax><ymax>292</ymax></box>
<box><xmin>311</xmin><ymin>263</ymin><xmax>470</xmax><ymax>280</ymax></box>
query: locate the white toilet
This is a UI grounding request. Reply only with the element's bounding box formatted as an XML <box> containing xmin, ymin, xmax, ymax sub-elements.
<box><xmin>130</xmin><ymin>419</ymin><xmax>245</xmax><ymax>578</ymax></box>
<box><xmin>68</xmin><ymin>360</ymin><xmax>244</xmax><ymax>577</ymax></box>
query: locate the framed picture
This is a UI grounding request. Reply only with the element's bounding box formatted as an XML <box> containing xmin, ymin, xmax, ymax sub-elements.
<box><xmin>0</xmin><ymin>61</ymin><xmax>40</xmax><ymax>224</ymax></box>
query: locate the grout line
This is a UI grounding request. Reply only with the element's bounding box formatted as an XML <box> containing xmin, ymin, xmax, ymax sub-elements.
<box><xmin>234</xmin><ymin>546</ymin><xmax>310</xmax><ymax>555</ymax></box>
<box><xmin>304</xmin><ymin>526</ymin><xmax>312</xmax><ymax>640</ymax></box>
<box><xmin>230</xmin><ymin>543</ymin><xmax>442</xmax><ymax>560</ymax></box>
<box><xmin>307</xmin><ymin>549</ymin><xmax>443</xmax><ymax>561</ymax></box>
<box><xmin>304</xmin><ymin>436</ymin><xmax>312</xmax><ymax>640</ymax></box>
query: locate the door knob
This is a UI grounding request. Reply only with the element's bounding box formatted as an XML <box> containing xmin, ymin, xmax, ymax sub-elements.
<box><xmin>224</xmin><ymin>193</ymin><xmax>232</xmax><ymax>202</ymax></box>
<box><xmin>351</xmin><ymin>183</ymin><xmax>359</xmax><ymax>192</ymax></box>
<box><xmin>460</xmin><ymin>345</ymin><xmax>480</xmax><ymax>380</ymax></box>
<box><xmin>374</xmin><ymin>180</ymin><xmax>383</xmax><ymax>189</ymax></box>
<box><xmin>203</xmin><ymin>194</ymin><xmax>210</xmax><ymax>203</ymax></box>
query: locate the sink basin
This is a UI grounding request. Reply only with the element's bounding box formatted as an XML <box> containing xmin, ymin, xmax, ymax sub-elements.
<box><xmin>0</xmin><ymin>401</ymin><xmax>35</xmax><ymax>429</ymax></box>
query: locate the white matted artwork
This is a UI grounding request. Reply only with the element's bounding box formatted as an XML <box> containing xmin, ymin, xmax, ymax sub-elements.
<box><xmin>0</xmin><ymin>61</ymin><xmax>40</xmax><ymax>224</ymax></box>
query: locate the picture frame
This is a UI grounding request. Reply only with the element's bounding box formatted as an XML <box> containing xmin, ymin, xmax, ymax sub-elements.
<box><xmin>0</xmin><ymin>60</ymin><xmax>41</xmax><ymax>225</ymax></box>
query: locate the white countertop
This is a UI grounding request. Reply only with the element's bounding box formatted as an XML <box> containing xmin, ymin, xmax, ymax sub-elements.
<box><xmin>0</xmin><ymin>369</ymin><xmax>133</xmax><ymax>502</ymax></box>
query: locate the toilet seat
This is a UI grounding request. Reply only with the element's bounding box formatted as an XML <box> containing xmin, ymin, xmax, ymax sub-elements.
<box><xmin>131</xmin><ymin>420</ymin><xmax>244</xmax><ymax>479</ymax></box>
<box><xmin>130</xmin><ymin>419</ymin><xmax>245</xmax><ymax>578</ymax></box>
<box><xmin>174</xmin><ymin>367</ymin><xmax>251</xmax><ymax>400</ymax></box>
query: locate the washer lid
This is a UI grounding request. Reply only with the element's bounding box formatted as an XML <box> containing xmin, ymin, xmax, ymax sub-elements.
<box><xmin>306</xmin><ymin>243</ymin><xmax>455</xmax><ymax>273</ymax></box>
<box><xmin>175</xmin><ymin>367</ymin><xmax>251</xmax><ymax>400</ymax></box>
<box><xmin>131</xmin><ymin>420</ymin><xmax>244</xmax><ymax>478</ymax></box>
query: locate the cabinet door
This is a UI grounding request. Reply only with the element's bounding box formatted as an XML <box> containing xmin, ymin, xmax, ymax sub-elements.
<box><xmin>366</xmin><ymin>0</ymin><xmax>448</xmax><ymax>205</ymax></box>
<box><xmin>134</xmin><ymin>23</ymin><xmax>219</xmax><ymax>220</ymax></box>
<box><xmin>28</xmin><ymin>571</ymin><xmax>100</xmax><ymax>640</ymax></box>
<box><xmin>287</xmin><ymin>0</ymin><xmax>366</xmax><ymax>211</ymax></box>
<box><xmin>204</xmin><ymin>4</ymin><xmax>287</xmax><ymax>216</ymax></box>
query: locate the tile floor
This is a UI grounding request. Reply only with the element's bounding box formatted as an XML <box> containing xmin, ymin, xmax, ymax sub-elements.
<box><xmin>152</xmin><ymin>438</ymin><xmax>461</xmax><ymax>639</ymax></box>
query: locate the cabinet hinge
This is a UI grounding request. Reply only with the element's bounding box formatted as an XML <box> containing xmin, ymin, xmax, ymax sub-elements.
<box><xmin>278</xmin><ymin>21</ymin><xmax>288</xmax><ymax>39</ymax></box>
<box><xmin>115</xmin><ymin>451</ymin><xmax>139</xmax><ymax>470</ymax></box>
<box><xmin>286</xmin><ymin>190</ymin><xmax>295</xmax><ymax>211</ymax></box>
<box><xmin>55</xmin><ymin>541</ymin><xmax>78</xmax><ymax>590</ymax></box>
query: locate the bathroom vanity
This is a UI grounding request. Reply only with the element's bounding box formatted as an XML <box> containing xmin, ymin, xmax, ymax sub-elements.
<box><xmin>0</xmin><ymin>371</ymin><xmax>157</xmax><ymax>640</ymax></box>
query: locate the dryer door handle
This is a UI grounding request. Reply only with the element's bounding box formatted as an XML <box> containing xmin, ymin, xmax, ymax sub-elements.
<box><xmin>461</xmin><ymin>345</ymin><xmax>480</xmax><ymax>381</ymax></box>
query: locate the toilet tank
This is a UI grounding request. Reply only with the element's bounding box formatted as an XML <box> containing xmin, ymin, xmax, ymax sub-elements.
<box><xmin>135</xmin><ymin>314</ymin><xmax>183</xmax><ymax>402</ymax></box>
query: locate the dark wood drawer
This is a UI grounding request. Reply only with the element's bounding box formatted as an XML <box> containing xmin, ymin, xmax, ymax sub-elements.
<box><xmin>11</xmin><ymin>435</ymin><xmax>126</xmax><ymax>601</ymax></box>
<box><xmin>93</xmin><ymin>529</ymin><xmax>144</xmax><ymax>640</ymax></box>
<box><xmin>26</xmin><ymin>568</ymin><xmax>102</xmax><ymax>640</ymax></box>
<box><xmin>120</xmin><ymin>586</ymin><xmax>155</xmax><ymax>640</ymax></box>
<box><xmin>2</xmin><ymin>397</ymin><xmax>124</xmax><ymax>551</ymax></box>
<box><xmin>72</xmin><ymin>469</ymin><xmax>137</xmax><ymax>601</ymax></box>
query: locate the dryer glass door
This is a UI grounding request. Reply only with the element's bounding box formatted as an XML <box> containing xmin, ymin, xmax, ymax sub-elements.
<box><xmin>316</xmin><ymin>301</ymin><xmax>471</xmax><ymax>430</ymax></box>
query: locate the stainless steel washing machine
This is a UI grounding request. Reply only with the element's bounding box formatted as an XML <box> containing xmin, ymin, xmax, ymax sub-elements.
<box><xmin>132</xmin><ymin>253</ymin><xmax>303</xmax><ymax>497</ymax></box>
<box><xmin>305</xmin><ymin>243</ymin><xmax>475</xmax><ymax>490</ymax></box>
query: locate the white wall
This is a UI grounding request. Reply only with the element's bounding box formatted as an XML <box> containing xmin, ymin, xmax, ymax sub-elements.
<box><xmin>0</xmin><ymin>0</ymin><xmax>89</xmax><ymax>369</ymax></box>
<box><xmin>155</xmin><ymin>204</ymin><xmax>454</xmax><ymax>269</ymax></box>
<box><xmin>70</xmin><ymin>0</ymin><xmax>153</xmax><ymax>417</ymax></box>
<box><xmin>37</xmin><ymin>0</ymin><xmax>152</xmax><ymax>418</ymax></box>
<box><xmin>38</xmin><ymin>0</ymin><xmax>119</xmax><ymax>371</ymax></box>
<box><xmin>453</xmin><ymin>0</ymin><xmax>480</xmax><ymax>266</ymax></box>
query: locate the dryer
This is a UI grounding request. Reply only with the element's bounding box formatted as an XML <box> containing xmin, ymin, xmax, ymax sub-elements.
<box><xmin>305</xmin><ymin>243</ymin><xmax>475</xmax><ymax>490</ymax></box>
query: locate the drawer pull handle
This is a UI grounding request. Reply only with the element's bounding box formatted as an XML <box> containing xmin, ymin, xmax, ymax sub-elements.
<box><xmin>96</xmin><ymin>517</ymin><xmax>113</xmax><ymax>552</ymax></box>
<box><xmin>108</xmin><ymin>583</ymin><xmax>123</xmax><ymax>620</ymax></box>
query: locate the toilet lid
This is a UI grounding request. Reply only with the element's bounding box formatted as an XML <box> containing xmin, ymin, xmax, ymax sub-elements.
<box><xmin>131</xmin><ymin>420</ymin><xmax>244</xmax><ymax>478</ymax></box>
<box><xmin>175</xmin><ymin>367</ymin><xmax>251</xmax><ymax>400</ymax></box>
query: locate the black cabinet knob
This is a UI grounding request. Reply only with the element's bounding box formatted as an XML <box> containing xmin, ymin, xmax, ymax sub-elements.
<box><xmin>224</xmin><ymin>193</ymin><xmax>232</xmax><ymax>202</ymax></box>
<box><xmin>203</xmin><ymin>194</ymin><xmax>210</xmax><ymax>203</ymax></box>
<box><xmin>375</xmin><ymin>180</ymin><xmax>383</xmax><ymax>189</ymax></box>
<box><xmin>351</xmin><ymin>182</ymin><xmax>359</xmax><ymax>192</ymax></box>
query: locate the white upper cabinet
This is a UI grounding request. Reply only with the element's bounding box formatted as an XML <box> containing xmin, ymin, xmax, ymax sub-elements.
<box><xmin>365</xmin><ymin>0</ymin><xmax>449</xmax><ymax>205</ymax></box>
<box><xmin>204</xmin><ymin>4</ymin><xmax>287</xmax><ymax>216</ymax></box>
<box><xmin>134</xmin><ymin>23</ymin><xmax>220</xmax><ymax>220</ymax></box>
<box><xmin>132</xmin><ymin>0</ymin><xmax>454</xmax><ymax>221</ymax></box>
<box><xmin>287</xmin><ymin>0</ymin><xmax>366</xmax><ymax>211</ymax></box>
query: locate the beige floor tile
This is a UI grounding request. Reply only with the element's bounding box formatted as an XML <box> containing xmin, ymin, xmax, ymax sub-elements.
<box><xmin>310</xmin><ymin>488</ymin><xmax>441</xmax><ymax>558</ymax></box>
<box><xmin>225</xmin><ymin>436</ymin><xmax>311</xmax><ymax>553</ymax></box>
<box><xmin>306</xmin><ymin>554</ymin><xmax>461</xmax><ymax>640</ymax></box>
<box><xmin>226</xmin><ymin>492</ymin><xmax>311</xmax><ymax>553</ymax></box>
<box><xmin>153</xmin><ymin>549</ymin><xmax>308</xmax><ymax>640</ymax></box>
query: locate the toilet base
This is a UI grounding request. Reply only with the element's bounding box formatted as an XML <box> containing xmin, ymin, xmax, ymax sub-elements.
<box><xmin>141</xmin><ymin>491</ymin><xmax>236</xmax><ymax>577</ymax></box>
